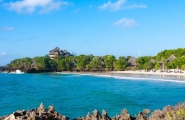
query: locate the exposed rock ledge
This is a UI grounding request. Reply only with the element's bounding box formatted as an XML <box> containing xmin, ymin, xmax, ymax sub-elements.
<box><xmin>1</xmin><ymin>102</ymin><xmax>185</xmax><ymax>120</ymax></box>
<box><xmin>0</xmin><ymin>103</ymin><xmax>68</xmax><ymax>120</ymax></box>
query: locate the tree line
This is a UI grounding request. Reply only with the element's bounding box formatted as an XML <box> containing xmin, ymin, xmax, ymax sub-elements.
<box><xmin>5</xmin><ymin>48</ymin><xmax>185</xmax><ymax>72</ymax></box>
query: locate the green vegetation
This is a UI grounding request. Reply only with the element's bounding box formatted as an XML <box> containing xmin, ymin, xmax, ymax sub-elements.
<box><xmin>166</xmin><ymin>104</ymin><xmax>185</xmax><ymax>120</ymax></box>
<box><xmin>5</xmin><ymin>48</ymin><xmax>185</xmax><ymax>72</ymax></box>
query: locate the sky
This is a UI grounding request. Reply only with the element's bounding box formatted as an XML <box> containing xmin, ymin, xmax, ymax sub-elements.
<box><xmin>0</xmin><ymin>0</ymin><xmax>185</xmax><ymax>65</ymax></box>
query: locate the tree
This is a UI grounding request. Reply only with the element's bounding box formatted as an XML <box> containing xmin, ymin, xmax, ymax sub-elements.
<box><xmin>58</xmin><ymin>59</ymin><xmax>67</xmax><ymax>71</ymax></box>
<box><xmin>35</xmin><ymin>55</ymin><xmax>51</xmax><ymax>71</ymax></box>
<box><xmin>136</xmin><ymin>56</ymin><xmax>151</xmax><ymax>70</ymax></box>
<box><xmin>76</xmin><ymin>55</ymin><xmax>92</xmax><ymax>71</ymax></box>
<box><xmin>114</xmin><ymin>56</ymin><xmax>128</xmax><ymax>70</ymax></box>
<box><xmin>154</xmin><ymin>63</ymin><xmax>160</xmax><ymax>70</ymax></box>
<box><xmin>144</xmin><ymin>62</ymin><xmax>155</xmax><ymax>71</ymax></box>
<box><xmin>104</xmin><ymin>55</ymin><xmax>116</xmax><ymax>71</ymax></box>
<box><xmin>8</xmin><ymin>57</ymin><xmax>32</xmax><ymax>71</ymax></box>
<box><xmin>88</xmin><ymin>56</ymin><xmax>105</xmax><ymax>71</ymax></box>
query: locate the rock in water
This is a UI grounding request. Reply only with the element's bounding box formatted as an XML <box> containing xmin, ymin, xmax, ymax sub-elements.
<box><xmin>101</xmin><ymin>110</ymin><xmax>111</xmax><ymax>120</ymax></box>
<box><xmin>4</xmin><ymin>114</ymin><xmax>15</xmax><ymax>120</ymax></box>
<box><xmin>136</xmin><ymin>109</ymin><xmax>150</xmax><ymax>120</ymax></box>
<box><xmin>48</xmin><ymin>104</ymin><xmax>55</xmax><ymax>113</ymax></box>
<box><xmin>37</xmin><ymin>102</ymin><xmax>45</xmax><ymax>113</ymax></box>
<box><xmin>0</xmin><ymin>103</ymin><xmax>68</xmax><ymax>120</ymax></box>
<box><xmin>1</xmin><ymin>102</ymin><xmax>185</xmax><ymax>120</ymax></box>
<box><xmin>86</xmin><ymin>112</ymin><xmax>92</xmax><ymax>120</ymax></box>
<box><xmin>112</xmin><ymin>109</ymin><xmax>132</xmax><ymax>120</ymax></box>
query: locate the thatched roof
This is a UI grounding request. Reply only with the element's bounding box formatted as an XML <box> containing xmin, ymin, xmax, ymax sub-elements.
<box><xmin>49</xmin><ymin>47</ymin><xmax>73</xmax><ymax>56</ymax></box>
<box><xmin>49</xmin><ymin>47</ymin><xmax>60</xmax><ymax>55</ymax></box>
<box><xmin>50</xmin><ymin>47</ymin><xmax>60</xmax><ymax>52</ymax></box>
<box><xmin>31</xmin><ymin>60</ymin><xmax>37</xmax><ymax>68</ymax></box>
<box><xmin>149</xmin><ymin>58</ymin><xmax>155</xmax><ymax>63</ymax></box>
<box><xmin>128</xmin><ymin>56</ymin><xmax>137</xmax><ymax>66</ymax></box>
<box><xmin>166</xmin><ymin>54</ymin><xmax>176</xmax><ymax>62</ymax></box>
<box><xmin>71</xmin><ymin>61</ymin><xmax>76</xmax><ymax>66</ymax></box>
<box><xmin>101</xmin><ymin>61</ymin><xmax>105</xmax><ymax>65</ymax></box>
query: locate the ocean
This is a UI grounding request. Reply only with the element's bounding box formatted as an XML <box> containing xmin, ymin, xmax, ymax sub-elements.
<box><xmin>0</xmin><ymin>72</ymin><xmax>185</xmax><ymax>119</ymax></box>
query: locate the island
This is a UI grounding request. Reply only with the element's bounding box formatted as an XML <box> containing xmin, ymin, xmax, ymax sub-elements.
<box><xmin>1</xmin><ymin>47</ymin><xmax>185</xmax><ymax>76</ymax></box>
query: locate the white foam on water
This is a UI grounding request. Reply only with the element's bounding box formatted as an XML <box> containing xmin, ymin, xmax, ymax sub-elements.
<box><xmin>79</xmin><ymin>73</ymin><xmax>185</xmax><ymax>83</ymax></box>
<box><xmin>8</xmin><ymin>70</ymin><xmax>24</xmax><ymax>74</ymax></box>
<box><xmin>54</xmin><ymin>72</ymin><xmax>185</xmax><ymax>83</ymax></box>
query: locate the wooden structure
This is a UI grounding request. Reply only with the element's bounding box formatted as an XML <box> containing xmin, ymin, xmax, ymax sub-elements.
<box><xmin>128</xmin><ymin>56</ymin><xmax>137</xmax><ymax>66</ymax></box>
<box><xmin>49</xmin><ymin>47</ymin><xmax>73</xmax><ymax>59</ymax></box>
<box><xmin>166</xmin><ymin>54</ymin><xmax>176</xmax><ymax>62</ymax></box>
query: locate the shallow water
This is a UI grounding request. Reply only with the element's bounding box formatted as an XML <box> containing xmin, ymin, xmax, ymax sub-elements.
<box><xmin>0</xmin><ymin>73</ymin><xmax>185</xmax><ymax>119</ymax></box>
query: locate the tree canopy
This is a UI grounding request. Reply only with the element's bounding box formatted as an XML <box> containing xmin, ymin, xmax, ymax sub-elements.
<box><xmin>5</xmin><ymin>48</ymin><xmax>185</xmax><ymax>72</ymax></box>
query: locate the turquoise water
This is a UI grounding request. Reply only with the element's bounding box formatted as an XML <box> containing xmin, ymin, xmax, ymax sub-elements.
<box><xmin>0</xmin><ymin>73</ymin><xmax>185</xmax><ymax>119</ymax></box>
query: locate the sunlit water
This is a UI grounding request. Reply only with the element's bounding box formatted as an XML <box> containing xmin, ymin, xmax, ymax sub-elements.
<box><xmin>0</xmin><ymin>72</ymin><xmax>185</xmax><ymax>119</ymax></box>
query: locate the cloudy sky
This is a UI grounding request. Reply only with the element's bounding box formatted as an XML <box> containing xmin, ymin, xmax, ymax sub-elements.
<box><xmin>0</xmin><ymin>0</ymin><xmax>185</xmax><ymax>65</ymax></box>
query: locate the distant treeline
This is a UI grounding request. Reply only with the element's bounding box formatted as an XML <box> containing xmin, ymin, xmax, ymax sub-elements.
<box><xmin>4</xmin><ymin>48</ymin><xmax>185</xmax><ymax>72</ymax></box>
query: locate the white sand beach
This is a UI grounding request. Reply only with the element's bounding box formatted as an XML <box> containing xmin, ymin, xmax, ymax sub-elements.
<box><xmin>109</xmin><ymin>71</ymin><xmax>185</xmax><ymax>77</ymax></box>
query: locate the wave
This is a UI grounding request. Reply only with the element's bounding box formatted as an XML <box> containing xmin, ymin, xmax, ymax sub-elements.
<box><xmin>79</xmin><ymin>73</ymin><xmax>185</xmax><ymax>83</ymax></box>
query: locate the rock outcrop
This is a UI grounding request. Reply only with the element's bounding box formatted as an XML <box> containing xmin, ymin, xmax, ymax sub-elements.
<box><xmin>74</xmin><ymin>109</ymin><xmax>111</xmax><ymax>120</ymax></box>
<box><xmin>1</xmin><ymin>102</ymin><xmax>185</xmax><ymax>120</ymax></box>
<box><xmin>0</xmin><ymin>103</ymin><xmax>68</xmax><ymax>120</ymax></box>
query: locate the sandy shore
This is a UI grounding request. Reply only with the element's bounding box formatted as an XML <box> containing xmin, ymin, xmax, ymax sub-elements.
<box><xmin>59</xmin><ymin>70</ymin><xmax>185</xmax><ymax>77</ymax></box>
<box><xmin>109</xmin><ymin>71</ymin><xmax>185</xmax><ymax>77</ymax></box>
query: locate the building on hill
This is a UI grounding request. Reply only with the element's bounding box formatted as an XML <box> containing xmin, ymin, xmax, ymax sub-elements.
<box><xmin>166</xmin><ymin>54</ymin><xmax>176</xmax><ymax>62</ymax></box>
<box><xmin>128</xmin><ymin>56</ymin><xmax>137</xmax><ymax>66</ymax></box>
<box><xmin>49</xmin><ymin>47</ymin><xmax>73</xmax><ymax>59</ymax></box>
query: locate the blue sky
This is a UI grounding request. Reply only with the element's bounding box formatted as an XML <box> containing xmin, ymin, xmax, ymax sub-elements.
<box><xmin>0</xmin><ymin>0</ymin><xmax>185</xmax><ymax>65</ymax></box>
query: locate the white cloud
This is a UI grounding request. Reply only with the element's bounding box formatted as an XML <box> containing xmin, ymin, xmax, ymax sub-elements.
<box><xmin>2</xmin><ymin>26</ymin><xmax>15</xmax><ymax>31</ymax></box>
<box><xmin>125</xmin><ymin>3</ymin><xmax>146</xmax><ymax>9</ymax></box>
<box><xmin>0</xmin><ymin>52</ymin><xmax>8</xmax><ymax>56</ymax></box>
<box><xmin>114</xmin><ymin>18</ymin><xmax>138</xmax><ymax>29</ymax></box>
<box><xmin>4</xmin><ymin>0</ymin><xmax>68</xmax><ymax>14</ymax></box>
<box><xmin>98</xmin><ymin>0</ymin><xmax>146</xmax><ymax>11</ymax></box>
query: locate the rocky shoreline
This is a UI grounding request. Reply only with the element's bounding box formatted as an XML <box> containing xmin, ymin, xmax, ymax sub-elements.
<box><xmin>1</xmin><ymin>103</ymin><xmax>185</xmax><ymax>120</ymax></box>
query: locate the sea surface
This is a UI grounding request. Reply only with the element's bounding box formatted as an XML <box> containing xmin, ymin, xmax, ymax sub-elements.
<box><xmin>0</xmin><ymin>72</ymin><xmax>185</xmax><ymax>119</ymax></box>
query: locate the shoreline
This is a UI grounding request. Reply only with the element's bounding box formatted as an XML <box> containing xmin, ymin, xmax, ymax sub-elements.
<box><xmin>109</xmin><ymin>71</ymin><xmax>185</xmax><ymax>77</ymax></box>
<box><xmin>58</xmin><ymin>70</ymin><xmax>185</xmax><ymax>78</ymax></box>
<box><xmin>2</xmin><ymin>70</ymin><xmax>185</xmax><ymax>77</ymax></box>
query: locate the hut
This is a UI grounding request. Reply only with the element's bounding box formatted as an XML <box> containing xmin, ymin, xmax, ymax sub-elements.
<box><xmin>128</xmin><ymin>56</ymin><xmax>137</xmax><ymax>66</ymax></box>
<box><xmin>149</xmin><ymin>58</ymin><xmax>155</xmax><ymax>63</ymax></box>
<box><xmin>71</xmin><ymin>61</ymin><xmax>77</xmax><ymax>66</ymax></box>
<box><xmin>31</xmin><ymin>60</ymin><xmax>37</xmax><ymax>68</ymax></box>
<box><xmin>166</xmin><ymin>54</ymin><xmax>176</xmax><ymax>62</ymax></box>
<box><xmin>101</xmin><ymin>61</ymin><xmax>105</xmax><ymax>66</ymax></box>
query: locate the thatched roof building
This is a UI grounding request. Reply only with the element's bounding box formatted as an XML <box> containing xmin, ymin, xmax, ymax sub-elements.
<box><xmin>71</xmin><ymin>61</ymin><xmax>77</xmax><ymax>66</ymax></box>
<box><xmin>149</xmin><ymin>58</ymin><xmax>155</xmax><ymax>63</ymax></box>
<box><xmin>49</xmin><ymin>47</ymin><xmax>73</xmax><ymax>59</ymax></box>
<box><xmin>101</xmin><ymin>61</ymin><xmax>105</xmax><ymax>66</ymax></box>
<box><xmin>166</xmin><ymin>54</ymin><xmax>176</xmax><ymax>62</ymax></box>
<box><xmin>49</xmin><ymin>47</ymin><xmax>60</xmax><ymax>55</ymax></box>
<box><xmin>31</xmin><ymin>60</ymin><xmax>37</xmax><ymax>68</ymax></box>
<box><xmin>128</xmin><ymin>56</ymin><xmax>137</xmax><ymax>66</ymax></box>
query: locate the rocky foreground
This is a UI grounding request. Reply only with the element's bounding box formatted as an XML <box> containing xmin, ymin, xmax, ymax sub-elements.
<box><xmin>1</xmin><ymin>103</ymin><xmax>185</xmax><ymax>120</ymax></box>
